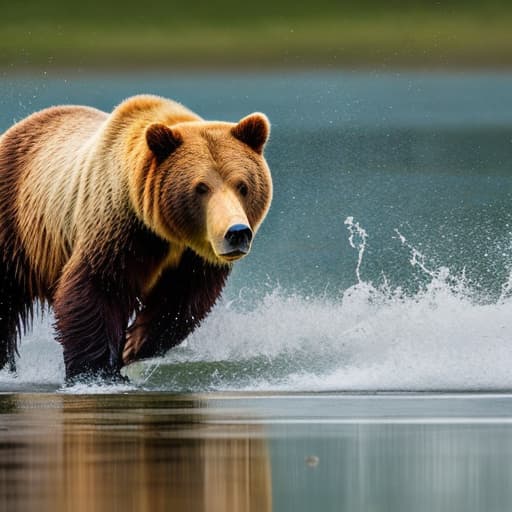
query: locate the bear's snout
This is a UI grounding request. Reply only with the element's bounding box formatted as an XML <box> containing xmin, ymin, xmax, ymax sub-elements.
<box><xmin>222</xmin><ymin>224</ymin><xmax>253</xmax><ymax>259</ymax></box>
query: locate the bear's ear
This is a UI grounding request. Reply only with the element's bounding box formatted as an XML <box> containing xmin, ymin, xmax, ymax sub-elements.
<box><xmin>146</xmin><ymin>123</ymin><xmax>182</xmax><ymax>163</ymax></box>
<box><xmin>231</xmin><ymin>113</ymin><xmax>270</xmax><ymax>155</ymax></box>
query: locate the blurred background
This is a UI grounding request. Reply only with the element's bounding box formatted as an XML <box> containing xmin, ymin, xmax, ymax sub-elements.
<box><xmin>1</xmin><ymin>0</ymin><xmax>511</xmax><ymax>71</ymax></box>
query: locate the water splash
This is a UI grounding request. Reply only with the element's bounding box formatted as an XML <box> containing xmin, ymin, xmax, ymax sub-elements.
<box><xmin>125</xmin><ymin>279</ymin><xmax>512</xmax><ymax>392</ymax></box>
<box><xmin>393</xmin><ymin>228</ymin><xmax>471</xmax><ymax>298</ymax></box>
<box><xmin>126</xmin><ymin>219</ymin><xmax>512</xmax><ymax>392</ymax></box>
<box><xmin>344</xmin><ymin>216</ymin><xmax>368</xmax><ymax>284</ymax></box>
<box><xmin>2</xmin><ymin>217</ymin><xmax>512</xmax><ymax>393</ymax></box>
<box><xmin>394</xmin><ymin>228</ymin><xmax>437</xmax><ymax>279</ymax></box>
<box><xmin>500</xmin><ymin>266</ymin><xmax>512</xmax><ymax>303</ymax></box>
<box><xmin>0</xmin><ymin>319</ymin><xmax>64</xmax><ymax>391</ymax></box>
<box><xmin>61</xmin><ymin>382</ymin><xmax>137</xmax><ymax>394</ymax></box>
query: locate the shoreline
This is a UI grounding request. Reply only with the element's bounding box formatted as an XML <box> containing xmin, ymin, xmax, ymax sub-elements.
<box><xmin>2</xmin><ymin>11</ymin><xmax>512</xmax><ymax>72</ymax></box>
<box><xmin>3</xmin><ymin>64</ymin><xmax>512</xmax><ymax>76</ymax></box>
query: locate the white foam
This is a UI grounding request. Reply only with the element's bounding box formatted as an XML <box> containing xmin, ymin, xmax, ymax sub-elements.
<box><xmin>155</xmin><ymin>277</ymin><xmax>512</xmax><ymax>391</ymax></box>
<box><xmin>0</xmin><ymin>317</ymin><xmax>64</xmax><ymax>388</ymax></box>
<box><xmin>60</xmin><ymin>382</ymin><xmax>137</xmax><ymax>394</ymax></box>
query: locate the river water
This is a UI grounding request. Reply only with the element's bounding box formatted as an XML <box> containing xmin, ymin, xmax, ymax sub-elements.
<box><xmin>1</xmin><ymin>71</ymin><xmax>512</xmax><ymax>510</ymax></box>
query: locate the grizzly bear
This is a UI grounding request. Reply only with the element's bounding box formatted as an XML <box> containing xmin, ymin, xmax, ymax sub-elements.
<box><xmin>0</xmin><ymin>95</ymin><xmax>272</xmax><ymax>381</ymax></box>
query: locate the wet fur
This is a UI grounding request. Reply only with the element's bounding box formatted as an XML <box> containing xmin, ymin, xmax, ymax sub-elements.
<box><xmin>123</xmin><ymin>249</ymin><xmax>230</xmax><ymax>364</ymax></box>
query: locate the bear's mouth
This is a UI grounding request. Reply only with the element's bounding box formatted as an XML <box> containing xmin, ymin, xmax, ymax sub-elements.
<box><xmin>220</xmin><ymin>249</ymin><xmax>248</xmax><ymax>261</ymax></box>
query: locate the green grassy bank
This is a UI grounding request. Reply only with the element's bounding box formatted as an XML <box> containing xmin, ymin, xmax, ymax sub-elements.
<box><xmin>1</xmin><ymin>0</ymin><xmax>512</xmax><ymax>70</ymax></box>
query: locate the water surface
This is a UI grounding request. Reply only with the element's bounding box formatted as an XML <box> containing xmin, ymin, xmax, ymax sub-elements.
<box><xmin>2</xmin><ymin>393</ymin><xmax>512</xmax><ymax>512</ymax></box>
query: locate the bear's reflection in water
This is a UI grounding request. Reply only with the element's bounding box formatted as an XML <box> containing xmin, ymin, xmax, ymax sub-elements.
<box><xmin>0</xmin><ymin>395</ymin><xmax>272</xmax><ymax>512</ymax></box>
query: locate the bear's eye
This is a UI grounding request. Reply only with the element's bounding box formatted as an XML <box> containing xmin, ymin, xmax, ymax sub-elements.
<box><xmin>238</xmin><ymin>182</ymin><xmax>249</xmax><ymax>197</ymax></box>
<box><xmin>195</xmin><ymin>182</ymin><xmax>210</xmax><ymax>195</ymax></box>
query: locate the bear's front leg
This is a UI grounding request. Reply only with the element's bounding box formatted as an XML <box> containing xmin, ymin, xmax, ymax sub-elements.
<box><xmin>53</xmin><ymin>256</ymin><xmax>135</xmax><ymax>382</ymax></box>
<box><xmin>123</xmin><ymin>248</ymin><xmax>230</xmax><ymax>364</ymax></box>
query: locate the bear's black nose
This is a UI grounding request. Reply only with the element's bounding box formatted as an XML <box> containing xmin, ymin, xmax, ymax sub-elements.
<box><xmin>224</xmin><ymin>224</ymin><xmax>253</xmax><ymax>253</ymax></box>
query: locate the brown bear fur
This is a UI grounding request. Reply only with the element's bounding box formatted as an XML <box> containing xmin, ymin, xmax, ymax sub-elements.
<box><xmin>0</xmin><ymin>95</ymin><xmax>272</xmax><ymax>381</ymax></box>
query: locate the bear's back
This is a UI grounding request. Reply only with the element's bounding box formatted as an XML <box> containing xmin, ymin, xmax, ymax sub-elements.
<box><xmin>0</xmin><ymin>105</ymin><xmax>108</xmax><ymax>291</ymax></box>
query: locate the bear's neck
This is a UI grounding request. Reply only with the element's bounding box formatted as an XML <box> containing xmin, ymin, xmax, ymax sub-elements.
<box><xmin>110</xmin><ymin>218</ymin><xmax>184</xmax><ymax>299</ymax></box>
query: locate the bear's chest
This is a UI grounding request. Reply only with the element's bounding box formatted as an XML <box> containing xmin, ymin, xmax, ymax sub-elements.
<box><xmin>141</xmin><ymin>244</ymin><xmax>185</xmax><ymax>296</ymax></box>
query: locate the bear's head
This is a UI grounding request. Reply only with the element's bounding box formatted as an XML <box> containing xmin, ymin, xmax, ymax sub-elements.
<box><xmin>139</xmin><ymin>113</ymin><xmax>272</xmax><ymax>265</ymax></box>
